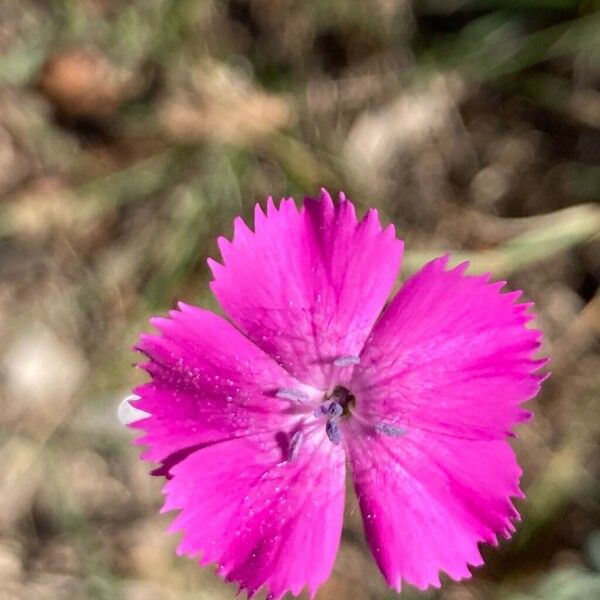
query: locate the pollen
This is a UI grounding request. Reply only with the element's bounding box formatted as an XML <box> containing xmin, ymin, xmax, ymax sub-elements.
<box><xmin>333</xmin><ymin>355</ymin><xmax>360</xmax><ymax>367</ymax></box>
<box><xmin>275</xmin><ymin>388</ymin><xmax>309</xmax><ymax>402</ymax></box>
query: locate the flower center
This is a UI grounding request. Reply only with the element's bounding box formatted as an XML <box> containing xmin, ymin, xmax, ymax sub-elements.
<box><xmin>313</xmin><ymin>386</ymin><xmax>356</xmax><ymax>446</ymax></box>
<box><xmin>314</xmin><ymin>386</ymin><xmax>355</xmax><ymax>416</ymax></box>
<box><xmin>275</xmin><ymin>355</ymin><xmax>407</xmax><ymax>461</ymax></box>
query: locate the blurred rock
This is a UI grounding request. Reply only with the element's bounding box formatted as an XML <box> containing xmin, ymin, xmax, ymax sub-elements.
<box><xmin>34</xmin><ymin>540</ymin><xmax>80</xmax><ymax>576</ymax></box>
<box><xmin>0</xmin><ymin>177</ymin><xmax>72</xmax><ymax>239</ymax></box>
<box><xmin>158</xmin><ymin>62</ymin><xmax>293</xmax><ymax>145</ymax></box>
<box><xmin>0</xmin><ymin>583</ymin><xmax>24</xmax><ymax>600</ymax></box>
<box><xmin>63</xmin><ymin>449</ymin><xmax>132</xmax><ymax>518</ymax></box>
<box><xmin>532</xmin><ymin>566</ymin><xmax>600</xmax><ymax>600</ymax></box>
<box><xmin>486</xmin><ymin>132</ymin><xmax>540</xmax><ymax>171</ymax></box>
<box><xmin>3</xmin><ymin>323</ymin><xmax>87</xmax><ymax>431</ymax></box>
<box><xmin>444</xmin><ymin>588</ymin><xmax>481</xmax><ymax>600</ymax></box>
<box><xmin>121</xmin><ymin>580</ymin><xmax>169</xmax><ymax>600</ymax></box>
<box><xmin>38</xmin><ymin>48</ymin><xmax>139</xmax><ymax>121</ymax></box>
<box><xmin>22</xmin><ymin>573</ymin><xmax>85</xmax><ymax>600</ymax></box>
<box><xmin>0</xmin><ymin>89</ymin><xmax>79</xmax><ymax>174</ymax></box>
<box><xmin>344</xmin><ymin>74</ymin><xmax>468</xmax><ymax>181</ymax></box>
<box><xmin>470</xmin><ymin>165</ymin><xmax>510</xmax><ymax>207</ymax></box>
<box><xmin>543</xmin><ymin>285</ymin><xmax>585</xmax><ymax>334</ymax></box>
<box><xmin>0</xmin><ymin>436</ymin><xmax>43</xmax><ymax>531</ymax></box>
<box><xmin>122</xmin><ymin>519</ymin><xmax>176</xmax><ymax>581</ymax></box>
<box><xmin>0</xmin><ymin>539</ymin><xmax>23</xmax><ymax>581</ymax></box>
<box><xmin>0</xmin><ymin>125</ymin><xmax>30</xmax><ymax>195</ymax></box>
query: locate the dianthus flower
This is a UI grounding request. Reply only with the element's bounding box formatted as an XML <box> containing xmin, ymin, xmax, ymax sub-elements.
<box><xmin>131</xmin><ymin>189</ymin><xmax>546</xmax><ymax>598</ymax></box>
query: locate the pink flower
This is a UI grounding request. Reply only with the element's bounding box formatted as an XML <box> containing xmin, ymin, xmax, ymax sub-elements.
<box><xmin>131</xmin><ymin>189</ymin><xmax>546</xmax><ymax>598</ymax></box>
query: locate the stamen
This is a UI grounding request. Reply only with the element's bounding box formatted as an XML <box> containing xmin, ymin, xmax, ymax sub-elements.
<box><xmin>288</xmin><ymin>431</ymin><xmax>303</xmax><ymax>462</ymax></box>
<box><xmin>314</xmin><ymin>400</ymin><xmax>343</xmax><ymax>418</ymax></box>
<box><xmin>326</xmin><ymin>419</ymin><xmax>342</xmax><ymax>445</ymax></box>
<box><xmin>276</xmin><ymin>388</ymin><xmax>309</xmax><ymax>402</ymax></box>
<box><xmin>327</xmin><ymin>402</ymin><xmax>343</xmax><ymax>417</ymax></box>
<box><xmin>375</xmin><ymin>423</ymin><xmax>407</xmax><ymax>437</ymax></box>
<box><xmin>333</xmin><ymin>355</ymin><xmax>360</xmax><ymax>367</ymax></box>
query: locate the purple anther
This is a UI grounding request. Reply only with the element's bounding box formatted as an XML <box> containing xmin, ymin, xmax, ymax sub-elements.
<box><xmin>313</xmin><ymin>404</ymin><xmax>328</xmax><ymax>418</ymax></box>
<box><xmin>288</xmin><ymin>431</ymin><xmax>303</xmax><ymax>462</ymax></box>
<box><xmin>326</xmin><ymin>419</ymin><xmax>342</xmax><ymax>445</ymax></box>
<box><xmin>313</xmin><ymin>400</ymin><xmax>343</xmax><ymax>419</ymax></box>
<box><xmin>326</xmin><ymin>401</ymin><xmax>343</xmax><ymax>417</ymax></box>
<box><xmin>333</xmin><ymin>355</ymin><xmax>360</xmax><ymax>367</ymax></box>
<box><xmin>375</xmin><ymin>423</ymin><xmax>407</xmax><ymax>437</ymax></box>
<box><xmin>313</xmin><ymin>404</ymin><xmax>329</xmax><ymax>419</ymax></box>
<box><xmin>276</xmin><ymin>388</ymin><xmax>309</xmax><ymax>402</ymax></box>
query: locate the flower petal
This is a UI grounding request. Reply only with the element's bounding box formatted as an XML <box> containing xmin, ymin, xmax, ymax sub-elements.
<box><xmin>163</xmin><ymin>433</ymin><xmax>346</xmax><ymax>599</ymax></box>
<box><xmin>209</xmin><ymin>189</ymin><xmax>403</xmax><ymax>390</ymax></box>
<box><xmin>351</xmin><ymin>255</ymin><xmax>545</xmax><ymax>440</ymax></box>
<box><xmin>346</xmin><ymin>427</ymin><xmax>522</xmax><ymax>590</ymax></box>
<box><xmin>133</xmin><ymin>302</ymin><xmax>309</xmax><ymax>466</ymax></box>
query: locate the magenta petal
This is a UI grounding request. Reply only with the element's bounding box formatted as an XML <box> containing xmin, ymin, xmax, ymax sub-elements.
<box><xmin>163</xmin><ymin>434</ymin><xmax>346</xmax><ymax>599</ymax></box>
<box><xmin>347</xmin><ymin>428</ymin><xmax>522</xmax><ymax>590</ymax></box>
<box><xmin>343</xmin><ymin>254</ymin><xmax>545</xmax><ymax>589</ymax></box>
<box><xmin>133</xmin><ymin>302</ymin><xmax>306</xmax><ymax>464</ymax></box>
<box><xmin>351</xmin><ymin>255</ymin><xmax>545</xmax><ymax>440</ymax></box>
<box><xmin>209</xmin><ymin>189</ymin><xmax>403</xmax><ymax>390</ymax></box>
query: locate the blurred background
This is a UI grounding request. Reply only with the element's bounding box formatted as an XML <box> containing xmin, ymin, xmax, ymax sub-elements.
<box><xmin>0</xmin><ymin>1</ymin><xmax>599</xmax><ymax>599</ymax></box>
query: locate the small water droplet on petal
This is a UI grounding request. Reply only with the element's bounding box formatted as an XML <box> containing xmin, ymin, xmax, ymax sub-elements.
<box><xmin>117</xmin><ymin>394</ymin><xmax>149</xmax><ymax>425</ymax></box>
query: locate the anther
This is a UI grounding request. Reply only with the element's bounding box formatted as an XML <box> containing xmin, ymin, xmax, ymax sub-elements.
<box><xmin>276</xmin><ymin>388</ymin><xmax>309</xmax><ymax>402</ymax></box>
<box><xmin>288</xmin><ymin>431</ymin><xmax>303</xmax><ymax>462</ymax></box>
<box><xmin>326</xmin><ymin>401</ymin><xmax>343</xmax><ymax>417</ymax></box>
<box><xmin>326</xmin><ymin>419</ymin><xmax>342</xmax><ymax>445</ymax></box>
<box><xmin>375</xmin><ymin>423</ymin><xmax>407</xmax><ymax>437</ymax></box>
<box><xmin>333</xmin><ymin>355</ymin><xmax>360</xmax><ymax>367</ymax></box>
<box><xmin>314</xmin><ymin>400</ymin><xmax>343</xmax><ymax>419</ymax></box>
